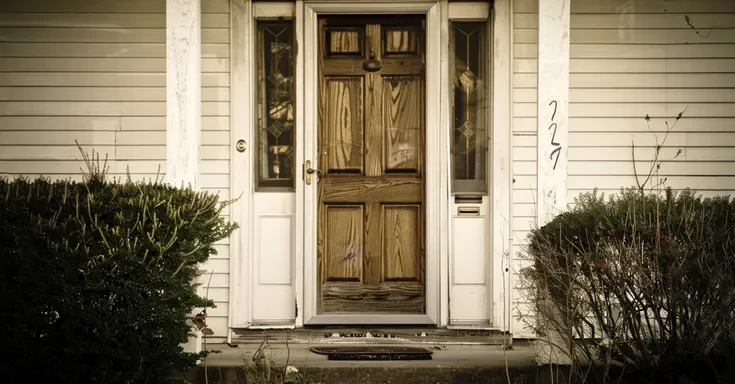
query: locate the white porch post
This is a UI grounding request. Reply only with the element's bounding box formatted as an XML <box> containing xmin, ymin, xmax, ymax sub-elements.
<box><xmin>536</xmin><ymin>0</ymin><xmax>569</xmax><ymax>225</ymax></box>
<box><xmin>166</xmin><ymin>0</ymin><xmax>202</xmax><ymax>188</ymax></box>
<box><xmin>536</xmin><ymin>0</ymin><xmax>571</xmax><ymax>365</ymax></box>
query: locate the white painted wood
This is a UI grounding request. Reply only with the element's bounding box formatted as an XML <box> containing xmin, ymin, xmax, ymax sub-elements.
<box><xmin>258</xmin><ymin>216</ymin><xmax>292</xmax><ymax>284</ymax></box>
<box><xmin>231</xmin><ymin>0</ymin><xmax>300</xmax><ymax>330</ymax></box>
<box><xmin>299</xmin><ymin>1</ymin><xmax>445</xmax><ymax>326</ymax></box>
<box><xmin>448</xmin><ymin>197</ymin><xmax>492</xmax><ymax>327</ymax></box>
<box><xmin>307</xmin><ymin>2</ymin><xmax>435</xmax><ymax>13</ymax></box>
<box><xmin>535</xmin><ymin>0</ymin><xmax>569</xmax><ymax>226</ymax></box>
<box><xmin>252</xmin><ymin>205</ymin><xmax>297</xmax><ymax>324</ymax></box>
<box><xmin>229</xmin><ymin>0</ymin><xmax>253</xmax><ymax>330</ymax></box>
<box><xmin>254</xmin><ymin>2</ymin><xmax>295</xmax><ymax>18</ymax></box>
<box><xmin>489</xmin><ymin>0</ymin><xmax>513</xmax><ymax>333</ymax></box>
<box><xmin>448</xmin><ymin>2</ymin><xmax>489</xmax><ymax>20</ymax></box>
<box><xmin>452</xmin><ymin>217</ymin><xmax>487</xmax><ymax>285</ymax></box>
<box><xmin>294</xmin><ymin>0</ymin><xmax>306</xmax><ymax>328</ymax></box>
<box><xmin>443</xmin><ymin>0</ymin><xmax>497</xmax><ymax>329</ymax></box>
<box><xmin>299</xmin><ymin>0</ymin><xmax>318</xmax><ymax>324</ymax></box>
<box><xmin>436</xmin><ymin>0</ymin><xmax>449</xmax><ymax>328</ymax></box>
<box><xmin>166</xmin><ymin>0</ymin><xmax>202</xmax><ymax>188</ymax></box>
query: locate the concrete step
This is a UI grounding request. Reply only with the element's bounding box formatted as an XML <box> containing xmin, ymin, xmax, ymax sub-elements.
<box><xmin>186</xmin><ymin>341</ymin><xmax>562</xmax><ymax>384</ymax></box>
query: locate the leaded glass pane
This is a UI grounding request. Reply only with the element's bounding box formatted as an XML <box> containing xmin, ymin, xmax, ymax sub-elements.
<box><xmin>451</xmin><ymin>21</ymin><xmax>488</xmax><ymax>194</ymax></box>
<box><xmin>257</xmin><ymin>21</ymin><xmax>295</xmax><ymax>189</ymax></box>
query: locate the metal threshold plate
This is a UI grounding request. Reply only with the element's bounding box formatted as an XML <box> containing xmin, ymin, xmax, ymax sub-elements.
<box><xmin>309</xmin><ymin>346</ymin><xmax>433</xmax><ymax>360</ymax></box>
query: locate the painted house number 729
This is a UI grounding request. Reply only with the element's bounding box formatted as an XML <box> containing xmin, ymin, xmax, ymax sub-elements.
<box><xmin>548</xmin><ymin>100</ymin><xmax>561</xmax><ymax>170</ymax></box>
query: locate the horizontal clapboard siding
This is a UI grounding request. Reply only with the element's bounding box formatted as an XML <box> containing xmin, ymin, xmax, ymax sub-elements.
<box><xmin>510</xmin><ymin>0</ymin><xmax>735</xmax><ymax>337</ymax></box>
<box><xmin>510</xmin><ymin>0</ymin><xmax>537</xmax><ymax>338</ymax></box>
<box><xmin>0</xmin><ymin>0</ymin><xmax>231</xmax><ymax>342</ymax></box>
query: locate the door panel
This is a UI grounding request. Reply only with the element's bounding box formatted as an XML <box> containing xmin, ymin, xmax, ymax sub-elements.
<box><xmin>317</xmin><ymin>15</ymin><xmax>426</xmax><ymax>314</ymax></box>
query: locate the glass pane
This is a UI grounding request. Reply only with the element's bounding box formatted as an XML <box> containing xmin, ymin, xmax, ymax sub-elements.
<box><xmin>257</xmin><ymin>21</ymin><xmax>295</xmax><ymax>189</ymax></box>
<box><xmin>451</xmin><ymin>21</ymin><xmax>488</xmax><ymax>194</ymax></box>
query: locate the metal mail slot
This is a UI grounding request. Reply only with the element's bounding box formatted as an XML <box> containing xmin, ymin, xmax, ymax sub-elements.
<box><xmin>457</xmin><ymin>206</ymin><xmax>480</xmax><ymax>216</ymax></box>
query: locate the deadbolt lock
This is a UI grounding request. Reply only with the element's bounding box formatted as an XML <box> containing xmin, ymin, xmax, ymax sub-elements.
<box><xmin>236</xmin><ymin>139</ymin><xmax>246</xmax><ymax>153</ymax></box>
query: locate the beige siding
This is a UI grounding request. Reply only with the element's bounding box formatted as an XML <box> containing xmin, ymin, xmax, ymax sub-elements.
<box><xmin>510</xmin><ymin>0</ymin><xmax>538</xmax><ymax>337</ymax></box>
<box><xmin>0</xmin><ymin>0</ymin><xmax>231</xmax><ymax>341</ymax></box>
<box><xmin>199</xmin><ymin>0</ymin><xmax>231</xmax><ymax>343</ymax></box>
<box><xmin>511</xmin><ymin>0</ymin><xmax>735</xmax><ymax>336</ymax></box>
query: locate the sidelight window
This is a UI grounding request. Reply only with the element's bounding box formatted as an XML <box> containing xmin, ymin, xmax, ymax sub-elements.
<box><xmin>451</xmin><ymin>21</ymin><xmax>488</xmax><ymax>194</ymax></box>
<box><xmin>256</xmin><ymin>21</ymin><xmax>296</xmax><ymax>190</ymax></box>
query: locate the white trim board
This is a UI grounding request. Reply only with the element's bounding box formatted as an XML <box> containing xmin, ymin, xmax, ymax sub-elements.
<box><xmin>166</xmin><ymin>0</ymin><xmax>201</xmax><ymax>188</ymax></box>
<box><xmin>229</xmin><ymin>0</ymin><xmax>254</xmax><ymax>330</ymax></box>
<box><xmin>298</xmin><ymin>1</ymin><xmax>447</xmax><ymax>326</ymax></box>
<box><xmin>536</xmin><ymin>0</ymin><xmax>569</xmax><ymax>225</ymax></box>
<box><xmin>490</xmin><ymin>0</ymin><xmax>513</xmax><ymax>333</ymax></box>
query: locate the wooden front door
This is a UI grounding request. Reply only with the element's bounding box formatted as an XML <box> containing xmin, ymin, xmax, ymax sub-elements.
<box><xmin>316</xmin><ymin>15</ymin><xmax>426</xmax><ymax>315</ymax></box>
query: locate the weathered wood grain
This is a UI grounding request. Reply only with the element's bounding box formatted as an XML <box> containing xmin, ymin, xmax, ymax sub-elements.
<box><xmin>320</xmin><ymin>177</ymin><xmax>422</xmax><ymax>203</ymax></box>
<box><xmin>383</xmin><ymin>76</ymin><xmax>423</xmax><ymax>172</ymax></box>
<box><xmin>385</xmin><ymin>28</ymin><xmax>418</xmax><ymax>54</ymax></box>
<box><xmin>383</xmin><ymin>205</ymin><xmax>420</xmax><ymax>280</ymax></box>
<box><xmin>328</xmin><ymin>27</ymin><xmax>362</xmax><ymax>55</ymax></box>
<box><xmin>321</xmin><ymin>282</ymin><xmax>424</xmax><ymax>313</ymax></box>
<box><xmin>317</xmin><ymin>16</ymin><xmax>426</xmax><ymax>314</ymax></box>
<box><xmin>325</xmin><ymin>77</ymin><xmax>364</xmax><ymax>172</ymax></box>
<box><xmin>322</xmin><ymin>59</ymin><xmax>423</xmax><ymax>77</ymax></box>
<box><xmin>324</xmin><ymin>205</ymin><xmax>363</xmax><ymax>282</ymax></box>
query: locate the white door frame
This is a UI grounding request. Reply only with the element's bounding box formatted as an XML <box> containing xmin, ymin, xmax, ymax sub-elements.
<box><xmin>296</xmin><ymin>0</ymin><xmax>448</xmax><ymax>326</ymax></box>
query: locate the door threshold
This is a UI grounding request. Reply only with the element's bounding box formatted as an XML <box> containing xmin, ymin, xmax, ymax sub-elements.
<box><xmin>305</xmin><ymin>314</ymin><xmax>435</xmax><ymax>326</ymax></box>
<box><xmin>231</xmin><ymin>326</ymin><xmax>510</xmax><ymax>345</ymax></box>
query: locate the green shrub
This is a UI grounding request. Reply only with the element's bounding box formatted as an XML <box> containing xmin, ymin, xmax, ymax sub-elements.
<box><xmin>0</xmin><ymin>166</ymin><xmax>237</xmax><ymax>383</ymax></box>
<box><xmin>521</xmin><ymin>188</ymin><xmax>735</xmax><ymax>383</ymax></box>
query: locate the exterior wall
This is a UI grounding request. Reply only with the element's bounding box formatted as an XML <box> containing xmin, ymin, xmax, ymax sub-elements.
<box><xmin>510</xmin><ymin>0</ymin><xmax>538</xmax><ymax>337</ymax></box>
<box><xmin>510</xmin><ymin>0</ymin><xmax>735</xmax><ymax>336</ymax></box>
<box><xmin>0</xmin><ymin>0</ymin><xmax>232</xmax><ymax>342</ymax></box>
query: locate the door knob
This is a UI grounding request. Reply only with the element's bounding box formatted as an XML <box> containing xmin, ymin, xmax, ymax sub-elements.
<box><xmin>305</xmin><ymin>167</ymin><xmax>321</xmax><ymax>176</ymax></box>
<box><xmin>304</xmin><ymin>160</ymin><xmax>321</xmax><ymax>185</ymax></box>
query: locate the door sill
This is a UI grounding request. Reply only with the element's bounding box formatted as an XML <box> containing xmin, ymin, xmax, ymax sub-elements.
<box><xmin>305</xmin><ymin>314</ymin><xmax>435</xmax><ymax>326</ymax></box>
<box><xmin>230</xmin><ymin>326</ymin><xmax>510</xmax><ymax>345</ymax></box>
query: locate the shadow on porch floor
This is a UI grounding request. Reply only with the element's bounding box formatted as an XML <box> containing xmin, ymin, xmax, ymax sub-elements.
<box><xmin>187</xmin><ymin>341</ymin><xmax>567</xmax><ymax>384</ymax></box>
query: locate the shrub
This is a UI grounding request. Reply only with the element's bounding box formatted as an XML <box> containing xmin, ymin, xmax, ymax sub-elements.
<box><xmin>520</xmin><ymin>188</ymin><xmax>735</xmax><ymax>383</ymax></box>
<box><xmin>0</xmin><ymin>161</ymin><xmax>237</xmax><ymax>383</ymax></box>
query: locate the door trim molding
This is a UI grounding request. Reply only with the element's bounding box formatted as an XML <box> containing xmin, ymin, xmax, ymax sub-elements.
<box><xmin>297</xmin><ymin>0</ymin><xmax>447</xmax><ymax>326</ymax></box>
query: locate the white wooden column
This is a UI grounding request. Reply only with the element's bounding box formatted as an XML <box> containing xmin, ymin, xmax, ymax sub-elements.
<box><xmin>166</xmin><ymin>0</ymin><xmax>202</xmax><ymax>188</ymax></box>
<box><xmin>535</xmin><ymin>0</ymin><xmax>571</xmax><ymax>364</ymax></box>
<box><xmin>536</xmin><ymin>0</ymin><xmax>569</xmax><ymax>226</ymax></box>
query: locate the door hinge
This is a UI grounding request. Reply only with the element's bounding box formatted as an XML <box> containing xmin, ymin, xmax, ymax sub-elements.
<box><xmin>295</xmin><ymin>300</ymin><xmax>299</xmax><ymax>318</ymax></box>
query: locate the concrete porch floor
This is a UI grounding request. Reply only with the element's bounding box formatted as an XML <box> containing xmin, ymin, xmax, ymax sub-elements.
<box><xmin>189</xmin><ymin>341</ymin><xmax>562</xmax><ymax>384</ymax></box>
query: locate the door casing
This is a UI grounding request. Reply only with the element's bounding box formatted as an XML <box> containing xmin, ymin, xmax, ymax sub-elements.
<box><xmin>298</xmin><ymin>1</ymin><xmax>447</xmax><ymax>326</ymax></box>
<box><xmin>230</xmin><ymin>0</ymin><xmax>513</xmax><ymax>334</ymax></box>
